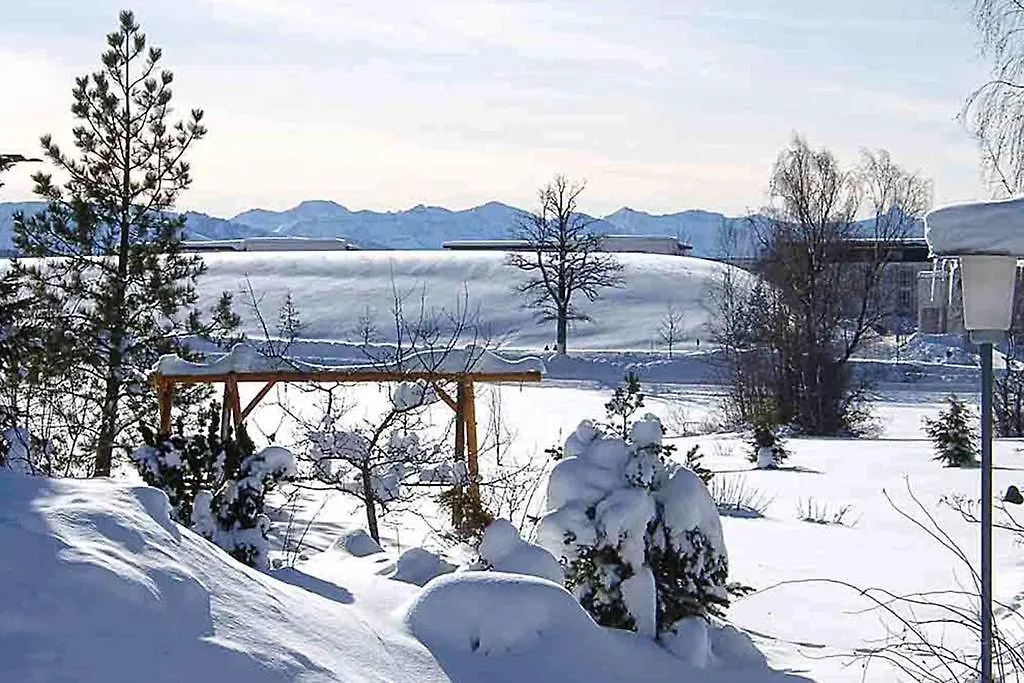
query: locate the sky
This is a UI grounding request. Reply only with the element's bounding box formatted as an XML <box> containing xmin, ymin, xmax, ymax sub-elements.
<box><xmin>0</xmin><ymin>0</ymin><xmax>995</xmax><ymax>219</ymax></box>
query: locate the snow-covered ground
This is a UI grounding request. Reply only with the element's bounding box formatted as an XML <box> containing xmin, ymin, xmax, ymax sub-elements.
<box><xmin>195</xmin><ymin>250</ymin><xmax>729</xmax><ymax>352</ymax></box>
<box><xmin>5</xmin><ymin>248</ymin><xmax>1019</xmax><ymax>682</ymax></box>
<box><xmin>239</xmin><ymin>380</ymin><xmax>1021</xmax><ymax>683</ymax></box>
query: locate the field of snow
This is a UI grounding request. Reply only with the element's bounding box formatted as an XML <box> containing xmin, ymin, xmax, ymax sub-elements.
<box><xmin>194</xmin><ymin>250</ymin><xmax>729</xmax><ymax>352</ymax></box>
<box><xmin>234</xmin><ymin>380</ymin><xmax>1023</xmax><ymax>683</ymax></box>
<box><xmin>7</xmin><ymin>381</ymin><xmax>1014</xmax><ymax>682</ymax></box>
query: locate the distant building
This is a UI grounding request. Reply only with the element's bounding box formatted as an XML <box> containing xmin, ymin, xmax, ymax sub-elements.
<box><xmin>181</xmin><ymin>236</ymin><xmax>360</xmax><ymax>252</ymax></box>
<box><xmin>712</xmin><ymin>236</ymin><xmax>962</xmax><ymax>334</ymax></box>
<box><xmin>441</xmin><ymin>234</ymin><xmax>693</xmax><ymax>257</ymax></box>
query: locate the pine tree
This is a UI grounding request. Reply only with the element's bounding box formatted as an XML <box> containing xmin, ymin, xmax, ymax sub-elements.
<box><xmin>923</xmin><ymin>394</ymin><xmax>979</xmax><ymax>468</ymax></box>
<box><xmin>11</xmin><ymin>11</ymin><xmax>236</xmax><ymax>476</ymax></box>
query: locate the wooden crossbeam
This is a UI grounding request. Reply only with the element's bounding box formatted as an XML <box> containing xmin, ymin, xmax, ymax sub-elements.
<box><xmin>240</xmin><ymin>380</ymin><xmax>278</xmax><ymax>421</ymax></box>
<box><xmin>151</xmin><ymin>369</ymin><xmax>541</xmax><ymax>386</ymax></box>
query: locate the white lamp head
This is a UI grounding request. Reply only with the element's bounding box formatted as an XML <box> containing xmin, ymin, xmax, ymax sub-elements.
<box><xmin>959</xmin><ymin>255</ymin><xmax>1018</xmax><ymax>333</ymax></box>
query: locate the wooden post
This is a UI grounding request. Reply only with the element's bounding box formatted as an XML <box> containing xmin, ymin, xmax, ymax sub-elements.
<box><xmin>452</xmin><ymin>382</ymin><xmax>467</xmax><ymax>527</ymax></box>
<box><xmin>157</xmin><ymin>379</ymin><xmax>174</xmax><ymax>435</ymax></box>
<box><xmin>462</xmin><ymin>381</ymin><xmax>480</xmax><ymax>499</ymax></box>
<box><xmin>220</xmin><ymin>381</ymin><xmax>232</xmax><ymax>440</ymax></box>
<box><xmin>226</xmin><ymin>374</ymin><xmax>243</xmax><ymax>432</ymax></box>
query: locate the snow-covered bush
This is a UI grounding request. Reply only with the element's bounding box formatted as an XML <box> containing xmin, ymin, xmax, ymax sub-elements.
<box><xmin>132</xmin><ymin>403</ymin><xmax>295</xmax><ymax>568</ymax></box>
<box><xmin>474</xmin><ymin>519</ymin><xmax>563</xmax><ymax>584</ymax></box>
<box><xmin>536</xmin><ymin>379</ymin><xmax>730</xmax><ymax>642</ymax></box>
<box><xmin>747</xmin><ymin>420</ymin><xmax>789</xmax><ymax>469</ymax></box>
<box><xmin>923</xmin><ymin>394</ymin><xmax>979</xmax><ymax>468</ymax></box>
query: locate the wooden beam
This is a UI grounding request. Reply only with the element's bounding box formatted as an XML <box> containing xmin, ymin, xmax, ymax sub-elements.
<box><xmin>430</xmin><ymin>381</ymin><xmax>458</xmax><ymax>411</ymax></box>
<box><xmin>462</xmin><ymin>381</ymin><xmax>480</xmax><ymax>499</ymax></box>
<box><xmin>240</xmin><ymin>380</ymin><xmax>278</xmax><ymax>421</ymax></box>
<box><xmin>151</xmin><ymin>369</ymin><xmax>542</xmax><ymax>386</ymax></box>
<box><xmin>157</xmin><ymin>380</ymin><xmax>173</xmax><ymax>435</ymax></box>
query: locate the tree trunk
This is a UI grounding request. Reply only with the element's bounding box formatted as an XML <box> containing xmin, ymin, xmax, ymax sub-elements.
<box><xmin>94</xmin><ymin>36</ymin><xmax>133</xmax><ymax>478</ymax></box>
<box><xmin>556</xmin><ymin>312</ymin><xmax>568</xmax><ymax>355</ymax></box>
<box><xmin>361</xmin><ymin>466</ymin><xmax>380</xmax><ymax>543</ymax></box>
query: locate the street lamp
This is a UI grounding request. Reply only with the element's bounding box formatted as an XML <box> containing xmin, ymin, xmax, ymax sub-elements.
<box><xmin>926</xmin><ymin>198</ymin><xmax>1023</xmax><ymax>683</ymax></box>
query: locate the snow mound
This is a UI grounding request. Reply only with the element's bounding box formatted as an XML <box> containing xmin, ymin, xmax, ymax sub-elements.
<box><xmin>0</xmin><ymin>472</ymin><xmax>445</xmax><ymax>683</ymax></box>
<box><xmin>478</xmin><ymin>519</ymin><xmax>564</xmax><ymax>584</ymax></box>
<box><xmin>391</xmin><ymin>547</ymin><xmax>457</xmax><ymax>587</ymax></box>
<box><xmin>403</xmin><ymin>571</ymin><xmax>799</xmax><ymax>682</ymax></box>
<box><xmin>404</xmin><ymin>571</ymin><xmax>595</xmax><ymax>656</ymax></box>
<box><xmin>330</xmin><ymin>527</ymin><xmax>384</xmax><ymax>557</ymax></box>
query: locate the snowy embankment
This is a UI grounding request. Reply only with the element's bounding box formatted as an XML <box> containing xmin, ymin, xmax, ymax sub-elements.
<box><xmin>195</xmin><ymin>250</ymin><xmax>725</xmax><ymax>351</ymax></box>
<box><xmin>0</xmin><ymin>473</ymin><xmax>446</xmax><ymax>683</ymax></box>
<box><xmin>0</xmin><ymin>471</ymin><xmax>811</xmax><ymax>683</ymax></box>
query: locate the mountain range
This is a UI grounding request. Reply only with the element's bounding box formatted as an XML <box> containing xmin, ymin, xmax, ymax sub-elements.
<box><xmin>0</xmin><ymin>199</ymin><xmax>920</xmax><ymax>257</ymax></box>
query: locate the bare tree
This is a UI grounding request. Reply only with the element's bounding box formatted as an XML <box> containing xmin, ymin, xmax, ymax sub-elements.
<box><xmin>507</xmin><ymin>175</ymin><xmax>624</xmax><ymax>355</ymax></box>
<box><xmin>965</xmin><ymin>0</ymin><xmax>1024</xmax><ymax>196</ymax></box>
<box><xmin>658</xmin><ymin>302</ymin><xmax>685</xmax><ymax>358</ymax></box>
<box><xmin>711</xmin><ymin>136</ymin><xmax>931</xmax><ymax>435</ymax></box>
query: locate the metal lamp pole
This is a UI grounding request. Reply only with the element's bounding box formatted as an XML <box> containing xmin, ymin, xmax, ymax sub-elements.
<box><xmin>974</xmin><ymin>333</ymin><xmax>995</xmax><ymax>683</ymax></box>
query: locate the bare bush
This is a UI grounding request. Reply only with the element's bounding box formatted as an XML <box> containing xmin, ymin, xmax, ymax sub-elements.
<box><xmin>796</xmin><ymin>498</ymin><xmax>858</xmax><ymax>527</ymax></box>
<box><xmin>710</xmin><ymin>475</ymin><xmax>774</xmax><ymax>519</ymax></box>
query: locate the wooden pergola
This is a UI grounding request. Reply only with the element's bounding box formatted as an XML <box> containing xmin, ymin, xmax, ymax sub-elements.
<box><xmin>150</xmin><ymin>344</ymin><xmax>544</xmax><ymax>497</ymax></box>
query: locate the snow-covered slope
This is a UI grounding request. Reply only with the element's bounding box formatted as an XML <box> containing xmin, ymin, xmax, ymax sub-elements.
<box><xmin>196</xmin><ymin>250</ymin><xmax>731</xmax><ymax>351</ymax></box>
<box><xmin>0</xmin><ymin>472</ymin><xmax>447</xmax><ymax>683</ymax></box>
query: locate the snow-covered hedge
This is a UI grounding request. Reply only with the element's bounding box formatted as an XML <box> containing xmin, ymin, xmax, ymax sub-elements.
<box><xmin>536</xmin><ymin>414</ymin><xmax>729</xmax><ymax>638</ymax></box>
<box><xmin>131</xmin><ymin>404</ymin><xmax>295</xmax><ymax>568</ymax></box>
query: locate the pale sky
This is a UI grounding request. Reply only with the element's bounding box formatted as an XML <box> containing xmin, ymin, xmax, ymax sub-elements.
<box><xmin>0</xmin><ymin>0</ymin><xmax>994</xmax><ymax>218</ymax></box>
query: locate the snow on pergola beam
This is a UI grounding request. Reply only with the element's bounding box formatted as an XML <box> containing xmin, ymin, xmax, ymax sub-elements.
<box><xmin>150</xmin><ymin>343</ymin><xmax>544</xmax><ymax>500</ymax></box>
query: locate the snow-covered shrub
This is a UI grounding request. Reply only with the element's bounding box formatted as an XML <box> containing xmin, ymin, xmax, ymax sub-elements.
<box><xmin>474</xmin><ymin>519</ymin><xmax>563</xmax><ymax>584</ymax></box>
<box><xmin>537</xmin><ymin>394</ymin><xmax>729</xmax><ymax>642</ymax></box>
<box><xmin>132</xmin><ymin>403</ymin><xmax>295</xmax><ymax>568</ymax></box>
<box><xmin>923</xmin><ymin>394</ymin><xmax>978</xmax><ymax>468</ymax></box>
<box><xmin>747</xmin><ymin>419</ymin><xmax>789</xmax><ymax>469</ymax></box>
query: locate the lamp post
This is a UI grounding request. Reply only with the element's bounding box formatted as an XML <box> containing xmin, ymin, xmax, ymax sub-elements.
<box><xmin>958</xmin><ymin>255</ymin><xmax>1017</xmax><ymax>683</ymax></box>
<box><xmin>925</xmin><ymin>196</ymin><xmax>1024</xmax><ymax>683</ymax></box>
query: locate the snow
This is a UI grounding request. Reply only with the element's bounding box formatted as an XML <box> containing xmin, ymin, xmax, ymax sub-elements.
<box><xmin>330</xmin><ymin>527</ymin><xmax>384</xmax><ymax>557</ymax></box>
<box><xmin>391</xmin><ymin>547</ymin><xmax>457</xmax><ymax>586</ymax></box>
<box><xmin>403</xmin><ymin>571</ymin><xmax>797</xmax><ymax>682</ymax></box>
<box><xmin>0</xmin><ymin>472</ymin><xmax>447</xmax><ymax>683</ymax></box>
<box><xmin>657</xmin><ymin>466</ymin><xmax>726</xmax><ymax>558</ymax></box>
<box><xmin>477</xmin><ymin>519</ymin><xmax>564</xmax><ymax>584</ymax></box>
<box><xmin>925</xmin><ymin>196</ymin><xmax>1024</xmax><ymax>256</ymax></box>
<box><xmin>392</xmin><ymin>381</ymin><xmax>439</xmax><ymax>410</ymax></box>
<box><xmin>404</xmin><ymin>571</ymin><xmax>596</xmax><ymax>656</ymax></box>
<box><xmin>154</xmin><ymin>340</ymin><xmax>544</xmax><ymax>378</ymax></box>
<box><xmin>190</xmin><ymin>250</ymin><xmax>740</xmax><ymax>352</ymax></box>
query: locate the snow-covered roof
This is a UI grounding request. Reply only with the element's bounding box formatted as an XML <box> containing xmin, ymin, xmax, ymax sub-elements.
<box><xmin>925</xmin><ymin>197</ymin><xmax>1024</xmax><ymax>256</ymax></box>
<box><xmin>153</xmin><ymin>343</ymin><xmax>544</xmax><ymax>381</ymax></box>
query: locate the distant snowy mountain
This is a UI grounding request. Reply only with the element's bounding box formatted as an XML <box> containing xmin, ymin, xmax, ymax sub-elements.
<box><xmin>0</xmin><ymin>197</ymin><xmax>917</xmax><ymax>255</ymax></box>
<box><xmin>601</xmin><ymin>207</ymin><xmax>760</xmax><ymax>257</ymax></box>
<box><xmin>230</xmin><ymin>199</ymin><xmax>531</xmax><ymax>250</ymax></box>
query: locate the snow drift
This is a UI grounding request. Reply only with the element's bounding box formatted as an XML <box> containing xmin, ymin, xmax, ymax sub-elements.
<box><xmin>0</xmin><ymin>472</ymin><xmax>445</xmax><ymax>683</ymax></box>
